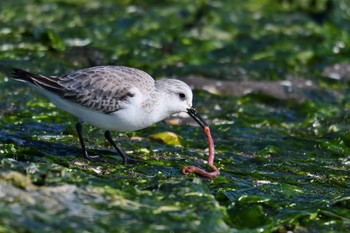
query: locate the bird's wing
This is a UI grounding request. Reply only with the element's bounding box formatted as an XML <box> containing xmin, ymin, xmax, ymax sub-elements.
<box><xmin>12</xmin><ymin>66</ymin><xmax>155</xmax><ymax>114</ymax></box>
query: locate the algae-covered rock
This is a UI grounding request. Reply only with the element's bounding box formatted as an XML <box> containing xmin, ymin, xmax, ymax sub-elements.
<box><xmin>0</xmin><ymin>171</ymin><xmax>35</xmax><ymax>190</ymax></box>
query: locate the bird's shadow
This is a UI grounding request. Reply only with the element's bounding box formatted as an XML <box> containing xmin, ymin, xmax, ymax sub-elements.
<box><xmin>0</xmin><ymin>130</ymin><xmax>129</xmax><ymax>166</ymax></box>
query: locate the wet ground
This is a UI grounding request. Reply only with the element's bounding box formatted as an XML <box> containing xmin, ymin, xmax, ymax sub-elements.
<box><xmin>1</xmin><ymin>1</ymin><xmax>350</xmax><ymax>232</ymax></box>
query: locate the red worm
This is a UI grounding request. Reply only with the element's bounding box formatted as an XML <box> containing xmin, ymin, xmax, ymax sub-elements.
<box><xmin>182</xmin><ymin>126</ymin><xmax>220</xmax><ymax>178</ymax></box>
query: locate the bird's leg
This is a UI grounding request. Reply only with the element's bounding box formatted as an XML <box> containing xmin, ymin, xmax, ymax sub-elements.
<box><xmin>76</xmin><ymin>121</ymin><xmax>101</xmax><ymax>161</ymax></box>
<box><xmin>104</xmin><ymin>130</ymin><xmax>128</xmax><ymax>164</ymax></box>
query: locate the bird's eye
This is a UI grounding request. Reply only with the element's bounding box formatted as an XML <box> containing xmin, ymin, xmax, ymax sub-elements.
<box><xmin>178</xmin><ymin>92</ymin><xmax>186</xmax><ymax>100</ymax></box>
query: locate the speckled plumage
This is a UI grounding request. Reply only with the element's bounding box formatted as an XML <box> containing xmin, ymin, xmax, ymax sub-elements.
<box><xmin>12</xmin><ymin>66</ymin><xmax>193</xmax><ymax>131</ymax></box>
<box><xmin>60</xmin><ymin>66</ymin><xmax>156</xmax><ymax>113</ymax></box>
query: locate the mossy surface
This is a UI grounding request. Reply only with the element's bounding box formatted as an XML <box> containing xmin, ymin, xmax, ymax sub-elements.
<box><xmin>1</xmin><ymin>1</ymin><xmax>350</xmax><ymax>232</ymax></box>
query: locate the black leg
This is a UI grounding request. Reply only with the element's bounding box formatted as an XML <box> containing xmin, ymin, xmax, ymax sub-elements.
<box><xmin>104</xmin><ymin>130</ymin><xmax>128</xmax><ymax>164</ymax></box>
<box><xmin>76</xmin><ymin>121</ymin><xmax>90</xmax><ymax>159</ymax></box>
<box><xmin>76</xmin><ymin>121</ymin><xmax>103</xmax><ymax>161</ymax></box>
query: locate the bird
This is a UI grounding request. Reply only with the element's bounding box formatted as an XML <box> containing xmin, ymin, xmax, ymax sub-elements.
<box><xmin>11</xmin><ymin>66</ymin><xmax>208</xmax><ymax>163</ymax></box>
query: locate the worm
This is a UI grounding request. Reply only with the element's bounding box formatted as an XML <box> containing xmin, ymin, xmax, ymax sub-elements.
<box><xmin>182</xmin><ymin>126</ymin><xmax>220</xmax><ymax>179</ymax></box>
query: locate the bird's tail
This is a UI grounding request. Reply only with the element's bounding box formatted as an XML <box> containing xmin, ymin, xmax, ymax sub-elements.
<box><xmin>11</xmin><ymin>68</ymin><xmax>65</xmax><ymax>95</ymax></box>
<box><xmin>11</xmin><ymin>68</ymin><xmax>41</xmax><ymax>84</ymax></box>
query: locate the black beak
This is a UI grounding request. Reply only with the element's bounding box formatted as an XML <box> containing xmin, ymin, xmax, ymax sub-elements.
<box><xmin>187</xmin><ymin>107</ymin><xmax>208</xmax><ymax>129</ymax></box>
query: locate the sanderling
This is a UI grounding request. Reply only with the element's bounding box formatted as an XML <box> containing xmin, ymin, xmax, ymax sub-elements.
<box><xmin>11</xmin><ymin>66</ymin><xmax>208</xmax><ymax>163</ymax></box>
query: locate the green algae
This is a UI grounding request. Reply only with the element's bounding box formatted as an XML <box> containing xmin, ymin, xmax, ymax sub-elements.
<box><xmin>1</xmin><ymin>0</ymin><xmax>350</xmax><ymax>232</ymax></box>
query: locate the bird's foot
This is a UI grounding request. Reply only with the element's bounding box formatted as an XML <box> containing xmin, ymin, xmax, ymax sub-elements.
<box><xmin>84</xmin><ymin>153</ymin><xmax>107</xmax><ymax>163</ymax></box>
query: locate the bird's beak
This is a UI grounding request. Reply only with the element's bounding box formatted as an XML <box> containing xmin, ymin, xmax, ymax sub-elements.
<box><xmin>187</xmin><ymin>107</ymin><xmax>208</xmax><ymax>129</ymax></box>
